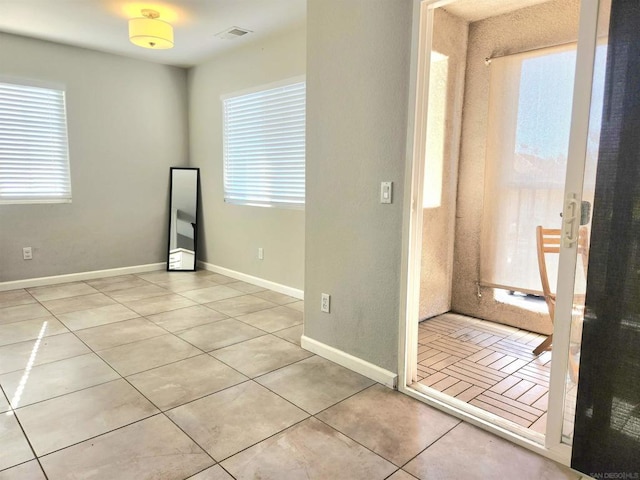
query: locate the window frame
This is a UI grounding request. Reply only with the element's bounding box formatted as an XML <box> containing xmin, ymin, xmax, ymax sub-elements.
<box><xmin>221</xmin><ymin>75</ymin><xmax>306</xmax><ymax>210</ymax></box>
<box><xmin>0</xmin><ymin>76</ymin><xmax>72</xmax><ymax>205</ymax></box>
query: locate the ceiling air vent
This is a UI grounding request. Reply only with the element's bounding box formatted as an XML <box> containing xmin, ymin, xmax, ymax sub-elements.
<box><xmin>216</xmin><ymin>27</ymin><xmax>252</xmax><ymax>40</ymax></box>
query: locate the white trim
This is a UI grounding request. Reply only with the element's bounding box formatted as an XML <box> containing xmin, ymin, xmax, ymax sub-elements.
<box><xmin>197</xmin><ymin>261</ymin><xmax>303</xmax><ymax>300</ymax></box>
<box><xmin>0</xmin><ymin>263</ymin><xmax>165</xmax><ymax>292</ymax></box>
<box><xmin>399</xmin><ymin>0</ymin><xmax>604</xmax><ymax>467</ymax></box>
<box><xmin>400</xmin><ymin>0</ymin><xmax>433</xmax><ymax>395</ymax></box>
<box><xmin>547</xmin><ymin>0</ymin><xmax>601</xmax><ymax>451</ymax></box>
<box><xmin>399</xmin><ymin>383</ymin><xmax>577</xmax><ymax>466</ymax></box>
<box><xmin>301</xmin><ymin>335</ymin><xmax>398</xmax><ymax>389</ymax></box>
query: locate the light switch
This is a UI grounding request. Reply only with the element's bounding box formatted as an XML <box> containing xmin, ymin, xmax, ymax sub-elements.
<box><xmin>380</xmin><ymin>181</ymin><xmax>392</xmax><ymax>204</ymax></box>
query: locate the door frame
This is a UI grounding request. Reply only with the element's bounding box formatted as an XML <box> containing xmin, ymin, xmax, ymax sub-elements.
<box><xmin>398</xmin><ymin>0</ymin><xmax>602</xmax><ymax>466</ymax></box>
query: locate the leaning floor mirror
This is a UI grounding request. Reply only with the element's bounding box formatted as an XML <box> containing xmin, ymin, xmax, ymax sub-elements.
<box><xmin>167</xmin><ymin>167</ymin><xmax>200</xmax><ymax>271</ymax></box>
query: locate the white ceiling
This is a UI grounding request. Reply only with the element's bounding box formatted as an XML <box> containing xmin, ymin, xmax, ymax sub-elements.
<box><xmin>0</xmin><ymin>0</ymin><xmax>306</xmax><ymax>68</ymax></box>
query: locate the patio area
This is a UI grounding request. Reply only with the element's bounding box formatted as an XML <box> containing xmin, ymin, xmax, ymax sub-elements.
<box><xmin>414</xmin><ymin>313</ymin><xmax>553</xmax><ymax>433</ymax></box>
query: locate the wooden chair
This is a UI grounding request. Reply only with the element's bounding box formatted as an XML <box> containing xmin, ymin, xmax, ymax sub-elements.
<box><xmin>533</xmin><ymin>225</ymin><xmax>589</xmax><ymax>356</ymax></box>
<box><xmin>534</xmin><ymin>227</ymin><xmax>560</xmax><ymax>355</ymax></box>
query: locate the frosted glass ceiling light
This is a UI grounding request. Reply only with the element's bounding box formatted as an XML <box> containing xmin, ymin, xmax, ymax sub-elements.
<box><xmin>129</xmin><ymin>9</ymin><xmax>174</xmax><ymax>49</ymax></box>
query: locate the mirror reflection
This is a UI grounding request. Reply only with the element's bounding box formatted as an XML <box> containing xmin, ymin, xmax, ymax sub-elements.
<box><xmin>168</xmin><ymin>167</ymin><xmax>200</xmax><ymax>271</ymax></box>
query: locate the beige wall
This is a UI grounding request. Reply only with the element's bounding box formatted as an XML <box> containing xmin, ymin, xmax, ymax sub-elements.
<box><xmin>188</xmin><ymin>25</ymin><xmax>306</xmax><ymax>290</ymax></box>
<box><xmin>419</xmin><ymin>9</ymin><xmax>468</xmax><ymax>320</ymax></box>
<box><xmin>451</xmin><ymin>0</ymin><xmax>580</xmax><ymax>333</ymax></box>
<box><xmin>305</xmin><ymin>0</ymin><xmax>413</xmax><ymax>372</ymax></box>
<box><xmin>0</xmin><ymin>33</ymin><xmax>188</xmax><ymax>282</ymax></box>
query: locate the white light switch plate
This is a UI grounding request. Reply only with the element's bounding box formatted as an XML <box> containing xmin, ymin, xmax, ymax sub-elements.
<box><xmin>380</xmin><ymin>181</ymin><xmax>392</xmax><ymax>204</ymax></box>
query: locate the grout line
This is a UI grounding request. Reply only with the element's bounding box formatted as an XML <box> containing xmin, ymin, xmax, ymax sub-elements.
<box><xmin>5</xmin><ymin>278</ymin><xmax>312</xmax><ymax>476</ymax></box>
<box><xmin>1</xmin><ymin>383</ymin><xmax>50</xmax><ymax>479</ymax></box>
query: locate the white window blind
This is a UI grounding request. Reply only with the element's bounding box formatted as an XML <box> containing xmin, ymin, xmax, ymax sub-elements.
<box><xmin>223</xmin><ymin>80</ymin><xmax>305</xmax><ymax>208</ymax></box>
<box><xmin>0</xmin><ymin>81</ymin><xmax>71</xmax><ymax>204</ymax></box>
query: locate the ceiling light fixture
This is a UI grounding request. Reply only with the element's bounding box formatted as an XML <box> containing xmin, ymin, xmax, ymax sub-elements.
<box><xmin>129</xmin><ymin>9</ymin><xmax>174</xmax><ymax>50</ymax></box>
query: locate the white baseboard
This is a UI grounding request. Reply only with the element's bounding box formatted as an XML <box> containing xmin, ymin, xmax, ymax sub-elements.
<box><xmin>301</xmin><ymin>335</ymin><xmax>398</xmax><ymax>389</ymax></box>
<box><xmin>0</xmin><ymin>263</ymin><xmax>165</xmax><ymax>292</ymax></box>
<box><xmin>198</xmin><ymin>261</ymin><xmax>303</xmax><ymax>300</ymax></box>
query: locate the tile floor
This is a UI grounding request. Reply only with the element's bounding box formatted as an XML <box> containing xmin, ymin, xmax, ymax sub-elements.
<box><xmin>0</xmin><ymin>271</ymin><xmax>584</xmax><ymax>479</ymax></box>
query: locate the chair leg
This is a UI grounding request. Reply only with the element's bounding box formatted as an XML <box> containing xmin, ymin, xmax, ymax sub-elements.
<box><xmin>533</xmin><ymin>335</ymin><xmax>553</xmax><ymax>356</ymax></box>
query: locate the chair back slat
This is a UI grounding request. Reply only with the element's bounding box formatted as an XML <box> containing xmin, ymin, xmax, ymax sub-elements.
<box><xmin>535</xmin><ymin>225</ymin><xmax>590</xmax><ymax>323</ymax></box>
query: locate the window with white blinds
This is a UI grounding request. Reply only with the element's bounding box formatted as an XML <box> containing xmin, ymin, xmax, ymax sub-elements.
<box><xmin>0</xmin><ymin>81</ymin><xmax>71</xmax><ymax>204</ymax></box>
<box><xmin>222</xmin><ymin>79</ymin><xmax>305</xmax><ymax>208</ymax></box>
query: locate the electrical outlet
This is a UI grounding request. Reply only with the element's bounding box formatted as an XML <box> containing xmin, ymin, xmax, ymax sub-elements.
<box><xmin>258</xmin><ymin>247</ymin><xmax>264</xmax><ymax>260</ymax></box>
<box><xmin>321</xmin><ymin>293</ymin><xmax>330</xmax><ymax>313</ymax></box>
<box><xmin>23</xmin><ymin>247</ymin><xmax>33</xmax><ymax>260</ymax></box>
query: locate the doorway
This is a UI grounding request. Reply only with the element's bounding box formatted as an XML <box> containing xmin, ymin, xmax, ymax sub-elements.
<box><xmin>401</xmin><ymin>0</ymin><xmax>610</xmax><ymax>465</ymax></box>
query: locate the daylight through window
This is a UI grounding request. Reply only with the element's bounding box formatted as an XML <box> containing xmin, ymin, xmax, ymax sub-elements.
<box><xmin>0</xmin><ymin>80</ymin><xmax>72</xmax><ymax>204</ymax></box>
<box><xmin>222</xmin><ymin>79</ymin><xmax>305</xmax><ymax>208</ymax></box>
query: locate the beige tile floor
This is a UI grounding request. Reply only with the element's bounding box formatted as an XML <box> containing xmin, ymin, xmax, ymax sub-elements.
<box><xmin>0</xmin><ymin>271</ymin><xmax>584</xmax><ymax>479</ymax></box>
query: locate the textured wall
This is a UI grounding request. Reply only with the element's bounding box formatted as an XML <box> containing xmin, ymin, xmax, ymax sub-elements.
<box><xmin>0</xmin><ymin>33</ymin><xmax>188</xmax><ymax>282</ymax></box>
<box><xmin>451</xmin><ymin>0</ymin><xmax>580</xmax><ymax>333</ymax></box>
<box><xmin>419</xmin><ymin>9</ymin><xmax>468</xmax><ymax>320</ymax></box>
<box><xmin>305</xmin><ymin>0</ymin><xmax>413</xmax><ymax>372</ymax></box>
<box><xmin>188</xmin><ymin>25</ymin><xmax>306</xmax><ymax>290</ymax></box>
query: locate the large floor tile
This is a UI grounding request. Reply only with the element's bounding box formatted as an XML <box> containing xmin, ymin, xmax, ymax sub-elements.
<box><xmin>154</xmin><ymin>277</ymin><xmax>220</xmax><ymax>293</ymax></box>
<box><xmin>0</xmin><ymin>317</ymin><xmax>68</xmax><ymax>347</ymax></box>
<box><xmin>256</xmin><ymin>356</ymin><xmax>375</xmax><ymax>414</ymax></box>
<box><xmin>0</xmin><ymin>332</ymin><xmax>91</xmax><ymax>375</ymax></box>
<box><xmin>55</xmin><ymin>303</ymin><xmax>140</xmax><ymax>331</ymax></box>
<box><xmin>225</xmin><ymin>281</ymin><xmax>266</xmax><ymax>294</ymax></box>
<box><xmin>75</xmin><ymin>318</ymin><xmax>166</xmax><ymax>350</ymax></box>
<box><xmin>180</xmin><ymin>285</ymin><xmax>245</xmax><ymax>304</ymax></box>
<box><xmin>136</xmin><ymin>271</ymin><xmax>177</xmax><ymax>284</ymax></box>
<box><xmin>252</xmin><ymin>290</ymin><xmax>299</xmax><ymax>305</ymax></box>
<box><xmin>211</xmin><ymin>335</ymin><xmax>313</xmax><ymax>378</ymax></box>
<box><xmin>387</xmin><ymin>470</ymin><xmax>419</xmax><ymax>480</ymax></box>
<box><xmin>236</xmin><ymin>306</ymin><xmax>302</xmax><ymax>333</ymax></box>
<box><xmin>127</xmin><ymin>354</ymin><xmax>247</xmax><ymax>410</ymax></box>
<box><xmin>273</xmin><ymin>324</ymin><xmax>303</xmax><ymax>346</ymax></box>
<box><xmin>0</xmin><ymin>392</ymin><xmax>9</xmax><ymax>413</ymax></box>
<box><xmin>27</xmin><ymin>282</ymin><xmax>98</xmax><ymax>302</ymax></box>
<box><xmin>0</xmin><ymin>289</ymin><xmax>36</xmax><ymax>308</ymax></box>
<box><xmin>106</xmin><ymin>284</ymin><xmax>171</xmax><ymax>303</ymax></box>
<box><xmin>204</xmin><ymin>273</ymin><xmax>236</xmax><ymax>285</ymax></box>
<box><xmin>317</xmin><ymin>384</ymin><xmax>460</xmax><ymax>465</ymax></box>
<box><xmin>205</xmin><ymin>295</ymin><xmax>277</xmax><ymax>317</ymax></box>
<box><xmin>286</xmin><ymin>300</ymin><xmax>304</xmax><ymax>313</ymax></box>
<box><xmin>188</xmin><ymin>465</ymin><xmax>235</xmax><ymax>480</ymax></box>
<box><xmin>146</xmin><ymin>305</ymin><xmax>227</xmax><ymax>333</ymax></box>
<box><xmin>39</xmin><ymin>415</ymin><xmax>213</xmax><ymax>479</ymax></box>
<box><xmin>121</xmin><ymin>294</ymin><xmax>196</xmax><ymax>316</ymax></box>
<box><xmin>41</xmin><ymin>293</ymin><xmax>116</xmax><ymax>315</ymax></box>
<box><xmin>0</xmin><ymin>353</ymin><xmax>119</xmax><ymax>408</ymax></box>
<box><xmin>0</xmin><ymin>304</ymin><xmax>52</xmax><ymax>326</ymax></box>
<box><xmin>97</xmin><ymin>334</ymin><xmax>201</xmax><ymax>376</ymax></box>
<box><xmin>403</xmin><ymin>422</ymin><xmax>579</xmax><ymax>480</ymax></box>
<box><xmin>0</xmin><ymin>460</ymin><xmax>46</xmax><ymax>479</ymax></box>
<box><xmin>0</xmin><ymin>413</ymin><xmax>34</xmax><ymax>470</ymax></box>
<box><xmin>178</xmin><ymin>318</ymin><xmax>266</xmax><ymax>351</ymax></box>
<box><xmin>86</xmin><ymin>275</ymin><xmax>151</xmax><ymax>292</ymax></box>
<box><xmin>167</xmin><ymin>381</ymin><xmax>308</xmax><ymax>461</ymax></box>
<box><xmin>221</xmin><ymin>417</ymin><xmax>396</xmax><ymax>480</ymax></box>
<box><xmin>16</xmin><ymin>379</ymin><xmax>159</xmax><ymax>456</ymax></box>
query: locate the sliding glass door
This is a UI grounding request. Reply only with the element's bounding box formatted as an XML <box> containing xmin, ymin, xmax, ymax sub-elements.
<box><xmin>403</xmin><ymin>0</ymin><xmax>630</xmax><ymax>469</ymax></box>
<box><xmin>569</xmin><ymin>0</ymin><xmax>640</xmax><ymax>476</ymax></box>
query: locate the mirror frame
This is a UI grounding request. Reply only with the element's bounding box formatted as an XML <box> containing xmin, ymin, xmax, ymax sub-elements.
<box><xmin>167</xmin><ymin>167</ymin><xmax>200</xmax><ymax>272</ymax></box>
